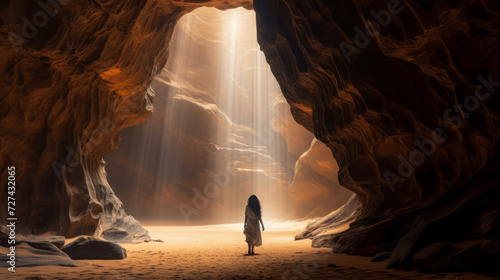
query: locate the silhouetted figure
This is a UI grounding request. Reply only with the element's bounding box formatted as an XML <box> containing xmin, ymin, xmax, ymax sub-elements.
<box><xmin>244</xmin><ymin>195</ymin><xmax>265</xmax><ymax>255</ymax></box>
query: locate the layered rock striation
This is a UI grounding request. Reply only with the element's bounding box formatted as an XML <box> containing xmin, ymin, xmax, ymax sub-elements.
<box><xmin>1</xmin><ymin>0</ymin><xmax>499</xmax><ymax>270</ymax></box>
<box><xmin>254</xmin><ymin>0</ymin><xmax>500</xmax><ymax>270</ymax></box>
<box><xmin>0</xmin><ymin>0</ymin><xmax>253</xmax><ymax>239</ymax></box>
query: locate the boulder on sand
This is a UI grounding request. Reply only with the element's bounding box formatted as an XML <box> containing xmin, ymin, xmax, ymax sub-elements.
<box><xmin>62</xmin><ymin>236</ymin><xmax>127</xmax><ymax>260</ymax></box>
<box><xmin>0</xmin><ymin>241</ymin><xmax>77</xmax><ymax>268</ymax></box>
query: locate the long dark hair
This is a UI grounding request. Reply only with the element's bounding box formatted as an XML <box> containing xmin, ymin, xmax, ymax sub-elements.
<box><xmin>247</xmin><ymin>195</ymin><xmax>261</xmax><ymax>218</ymax></box>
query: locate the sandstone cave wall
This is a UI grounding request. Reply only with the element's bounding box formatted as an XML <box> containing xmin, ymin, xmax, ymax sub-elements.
<box><xmin>104</xmin><ymin>7</ymin><xmax>352</xmax><ymax>223</ymax></box>
<box><xmin>254</xmin><ymin>0</ymin><xmax>500</xmax><ymax>270</ymax></box>
<box><xmin>1</xmin><ymin>0</ymin><xmax>499</xmax><ymax>270</ymax></box>
<box><xmin>0</xmin><ymin>0</ymin><xmax>251</xmax><ymax>238</ymax></box>
<box><xmin>104</xmin><ymin>7</ymin><xmax>293</xmax><ymax>224</ymax></box>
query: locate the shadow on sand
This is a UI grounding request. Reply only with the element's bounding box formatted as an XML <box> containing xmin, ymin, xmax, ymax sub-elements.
<box><xmin>243</xmin><ymin>253</ymin><xmax>260</xmax><ymax>256</ymax></box>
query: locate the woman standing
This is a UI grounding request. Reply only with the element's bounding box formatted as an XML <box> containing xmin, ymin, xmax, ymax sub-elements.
<box><xmin>244</xmin><ymin>195</ymin><xmax>265</xmax><ymax>255</ymax></box>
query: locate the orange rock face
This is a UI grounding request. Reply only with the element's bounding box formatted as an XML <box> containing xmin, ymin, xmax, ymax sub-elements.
<box><xmin>254</xmin><ymin>0</ymin><xmax>500</xmax><ymax>270</ymax></box>
<box><xmin>102</xmin><ymin>7</ymin><xmax>351</xmax><ymax>224</ymax></box>
<box><xmin>1</xmin><ymin>0</ymin><xmax>499</xmax><ymax>270</ymax></box>
<box><xmin>288</xmin><ymin>139</ymin><xmax>353</xmax><ymax>218</ymax></box>
<box><xmin>0</xmin><ymin>0</ymin><xmax>254</xmax><ymax>239</ymax></box>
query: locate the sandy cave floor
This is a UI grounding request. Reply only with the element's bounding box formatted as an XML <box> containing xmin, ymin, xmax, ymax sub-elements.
<box><xmin>5</xmin><ymin>221</ymin><xmax>499</xmax><ymax>280</ymax></box>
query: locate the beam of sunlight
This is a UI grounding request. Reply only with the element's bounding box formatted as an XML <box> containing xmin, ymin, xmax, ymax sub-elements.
<box><xmin>211</xmin><ymin>7</ymin><xmax>291</xmax><ymax>222</ymax></box>
<box><xmin>108</xmin><ymin>7</ymin><xmax>298</xmax><ymax>225</ymax></box>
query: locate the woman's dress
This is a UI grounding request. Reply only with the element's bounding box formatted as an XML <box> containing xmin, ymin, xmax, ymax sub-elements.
<box><xmin>244</xmin><ymin>205</ymin><xmax>262</xmax><ymax>246</ymax></box>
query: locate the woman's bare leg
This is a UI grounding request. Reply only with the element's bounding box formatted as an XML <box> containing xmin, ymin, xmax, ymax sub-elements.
<box><xmin>247</xmin><ymin>243</ymin><xmax>251</xmax><ymax>255</ymax></box>
<box><xmin>251</xmin><ymin>245</ymin><xmax>255</xmax><ymax>254</ymax></box>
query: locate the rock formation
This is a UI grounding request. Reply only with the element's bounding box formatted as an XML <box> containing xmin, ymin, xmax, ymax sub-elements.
<box><xmin>0</xmin><ymin>0</ymin><xmax>499</xmax><ymax>271</ymax></box>
<box><xmin>104</xmin><ymin>7</ymin><xmax>293</xmax><ymax>224</ymax></box>
<box><xmin>0</xmin><ymin>241</ymin><xmax>78</xmax><ymax>268</ymax></box>
<box><xmin>0</xmin><ymin>225</ymin><xmax>76</xmax><ymax>268</ymax></box>
<box><xmin>0</xmin><ymin>0</ymin><xmax>254</xmax><ymax>239</ymax></box>
<box><xmin>254</xmin><ymin>0</ymin><xmax>500</xmax><ymax>271</ymax></box>
<box><xmin>288</xmin><ymin>139</ymin><xmax>352</xmax><ymax>218</ymax></box>
<box><xmin>61</xmin><ymin>236</ymin><xmax>127</xmax><ymax>260</ymax></box>
<box><xmin>104</xmin><ymin>7</ymin><xmax>350</xmax><ymax>223</ymax></box>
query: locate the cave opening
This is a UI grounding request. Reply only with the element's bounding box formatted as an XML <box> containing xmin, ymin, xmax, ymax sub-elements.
<box><xmin>105</xmin><ymin>7</ymin><xmax>294</xmax><ymax>225</ymax></box>
<box><xmin>2</xmin><ymin>0</ymin><xmax>499</xmax><ymax>276</ymax></box>
<box><xmin>104</xmin><ymin>7</ymin><xmax>351</xmax><ymax>226</ymax></box>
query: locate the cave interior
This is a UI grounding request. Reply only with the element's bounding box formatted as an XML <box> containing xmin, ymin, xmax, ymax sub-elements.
<box><xmin>0</xmin><ymin>0</ymin><xmax>500</xmax><ymax>277</ymax></box>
